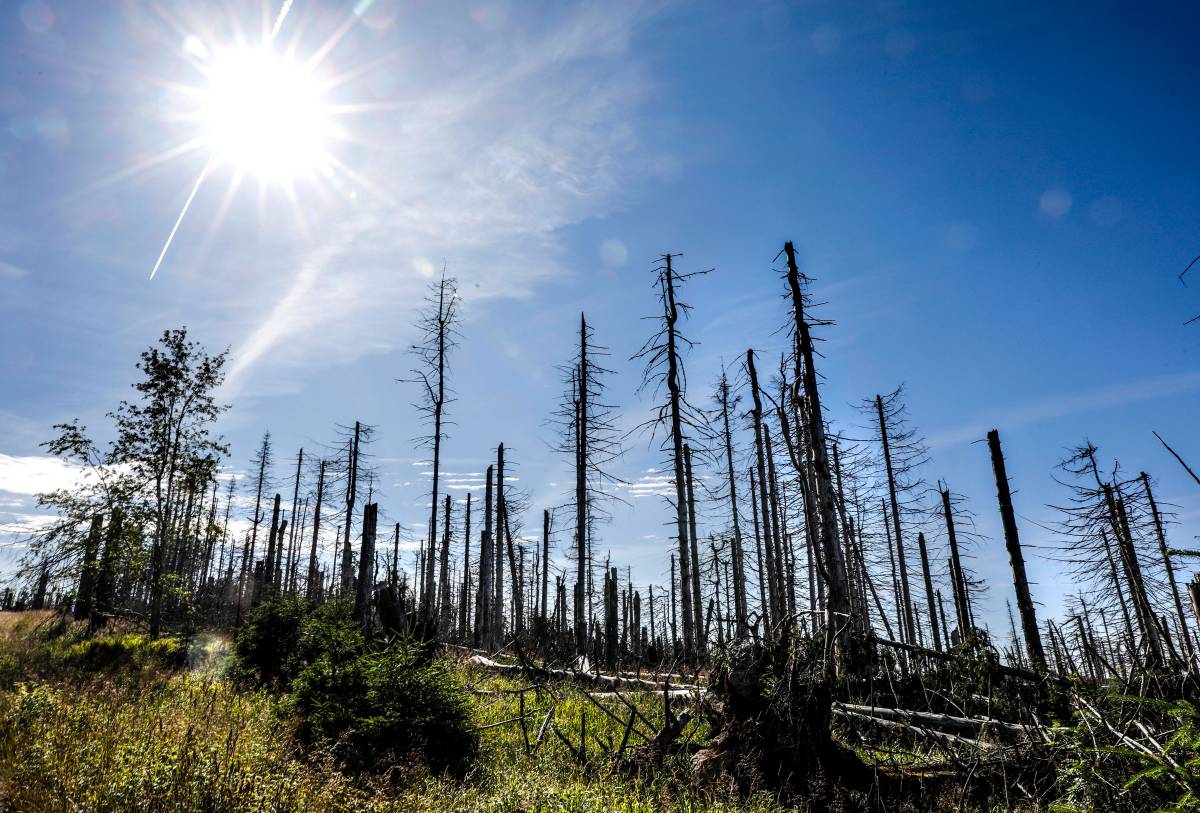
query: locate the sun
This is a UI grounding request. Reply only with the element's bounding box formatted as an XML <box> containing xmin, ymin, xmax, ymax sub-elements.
<box><xmin>200</xmin><ymin>46</ymin><xmax>332</xmax><ymax>181</ymax></box>
<box><xmin>122</xmin><ymin>1</ymin><xmax>375</xmax><ymax>279</ymax></box>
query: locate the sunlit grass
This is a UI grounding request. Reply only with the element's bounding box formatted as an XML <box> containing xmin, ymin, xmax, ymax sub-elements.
<box><xmin>0</xmin><ymin>612</ymin><xmax>786</xmax><ymax>812</ymax></box>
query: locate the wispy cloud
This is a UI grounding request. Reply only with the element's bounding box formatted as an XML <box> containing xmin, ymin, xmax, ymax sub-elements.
<box><xmin>221</xmin><ymin>1</ymin><xmax>658</xmax><ymax>398</ymax></box>
<box><xmin>0</xmin><ymin>260</ymin><xmax>29</xmax><ymax>281</ymax></box>
<box><xmin>927</xmin><ymin>369</ymin><xmax>1200</xmax><ymax>449</ymax></box>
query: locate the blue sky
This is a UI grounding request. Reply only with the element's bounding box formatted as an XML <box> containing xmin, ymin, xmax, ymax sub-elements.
<box><xmin>1</xmin><ymin>0</ymin><xmax>1199</xmax><ymax>634</ymax></box>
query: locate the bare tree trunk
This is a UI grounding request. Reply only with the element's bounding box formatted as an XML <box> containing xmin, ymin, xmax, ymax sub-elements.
<box><xmin>1141</xmin><ymin>472</ymin><xmax>1193</xmax><ymax>663</ymax></box>
<box><xmin>287</xmin><ymin>449</ymin><xmax>303</xmax><ymax>597</ymax></box>
<box><xmin>459</xmin><ymin>493</ymin><xmax>472</xmax><ymax>640</ymax></box>
<box><xmin>305</xmin><ymin>461</ymin><xmax>325</xmax><ymax>600</ymax></box>
<box><xmin>783</xmin><ymin>242</ymin><xmax>847</xmax><ymax>666</ymax></box>
<box><xmin>670</xmin><ymin>554</ymin><xmax>678</xmax><ymax>651</ymax></box>
<box><xmin>419</xmin><ymin>277</ymin><xmax>456</xmax><ymax>620</ymax></box>
<box><xmin>340</xmin><ymin>422</ymin><xmax>360</xmax><ymax>596</ymax></box>
<box><xmin>541</xmin><ymin>509</ymin><xmax>551</xmax><ymax>624</ymax></box>
<box><xmin>575</xmin><ymin>315</ymin><xmax>589</xmax><ymax>654</ymax></box>
<box><xmin>604</xmin><ymin>567</ymin><xmax>619</xmax><ymax>669</ymax></box>
<box><xmin>438</xmin><ymin>494</ymin><xmax>452</xmax><ymax>633</ymax></box>
<box><xmin>1154</xmin><ymin>431</ymin><xmax>1200</xmax><ymax>490</ymax></box>
<box><xmin>747</xmin><ymin>351</ymin><xmax>780</xmax><ymax>626</ymax></box>
<box><xmin>355</xmin><ymin>502</ymin><xmax>377</xmax><ymax>632</ymax></box>
<box><xmin>831</xmin><ymin>443</ymin><xmax>864</xmax><ymax>632</ymax></box>
<box><xmin>1111</xmin><ymin>487</ymin><xmax>1165</xmax><ymax>664</ymax></box>
<box><xmin>477</xmin><ymin>466</ymin><xmax>494</xmax><ymax>648</ymax></box>
<box><xmin>882</xmin><ymin>502</ymin><xmax>903</xmax><ymax>645</ymax></box>
<box><xmin>763</xmin><ymin>426</ymin><xmax>792</xmax><ymax>624</ymax></box>
<box><xmin>749</xmin><ymin>470</ymin><xmax>769</xmax><ymax>631</ymax></box>
<box><xmin>986</xmin><ymin>429</ymin><xmax>1046</xmax><ymax>673</ymax></box>
<box><xmin>684</xmin><ymin>444</ymin><xmax>705</xmax><ymax>654</ymax></box>
<box><xmin>876</xmin><ymin>396</ymin><xmax>915</xmax><ymax>645</ymax></box>
<box><xmin>915</xmin><ymin>532</ymin><xmax>942</xmax><ymax>651</ymax></box>
<box><xmin>940</xmin><ymin>488</ymin><xmax>972</xmax><ymax>638</ymax></box>
<box><xmin>273</xmin><ymin>518</ymin><xmax>287</xmax><ymax>590</ymax></box>
<box><xmin>260</xmin><ymin>494</ymin><xmax>282</xmax><ymax>602</ymax></box>
<box><xmin>663</xmin><ymin>258</ymin><xmax>695</xmax><ymax>660</ymax></box>
<box><xmin>1101</xmin><ymin>527</ymin><xmax>1137</xmax><ymax>659</ymax></box>
<box><xmin>504</xmin><ymin>508</ymin><xmax>524</xmax><ymax>636</ymax></box>
<box><xmin>717</xmin><ymin>372</ymin><xmax>748</xmax><ymax>635</ymax></box>
<box><xmin>495</xmin><ymin>444</ymin><xmax>507</xmax><ymax>643</ymax></box>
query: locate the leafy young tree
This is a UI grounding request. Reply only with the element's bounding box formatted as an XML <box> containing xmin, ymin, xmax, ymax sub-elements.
<box><xmin>110</xmin><ymin>328</ymin><xmax>229</xmax><ymax>637</ymax></box>
<box><xmin>28</xmin><ymin>328</ymin><xmax>228</xmax><ymax>636</ymax></box>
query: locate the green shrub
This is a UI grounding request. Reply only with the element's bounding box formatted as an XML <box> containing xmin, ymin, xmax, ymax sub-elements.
<box><xmin>230</xmin><ymin>595</ymin><xmax>313</xmax><ymax>688</ymax></box>
<box><xmin>294</xmin><ymin>598</ymin><xmax>364</xmax><ymax>668</ymax></box>
<box><xmin>291</xmin><ymin>638</ymin><xmax>478</xmax><ymax>778</ymax></box>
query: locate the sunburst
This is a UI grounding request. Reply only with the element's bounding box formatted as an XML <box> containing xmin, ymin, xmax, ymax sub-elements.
<box><xmin>116</xmin><ymin>1</ymin><xmax>374</xmax><ymax>279</ymax></box>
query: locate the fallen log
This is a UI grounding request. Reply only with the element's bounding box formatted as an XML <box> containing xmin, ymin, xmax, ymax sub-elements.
<box><xmin>463</xmin><ymin>652</ymin><xmax>699</xmax><ymax>692</ymax></box>
<box><xmin>875</xmin><ymin>638</ymin><xmax>1041</xmax><ymax>682</ymax></box>
<box><xmin>835</xmin><ymin>703</ymin><xmax>1045</xmax><ymax>741</ymax></box>
<box><xmin>834</xmin><ymin>707</ymin><xmax>996</xmax><ymax>751</ymax></box>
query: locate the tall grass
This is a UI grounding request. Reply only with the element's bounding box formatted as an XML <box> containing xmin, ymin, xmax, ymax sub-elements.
<box><xmin>0</xmin><ymin>612</ymin><xmax>785</xmax><ymax>812</ymax></box>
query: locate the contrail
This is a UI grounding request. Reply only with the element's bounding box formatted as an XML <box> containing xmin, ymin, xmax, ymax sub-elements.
<box><xmin>149</xmin><ymin>152</ymin><xmax>215</xmax><ymax>280</ymax></box>
<box><xmin>269</xmin><ymin>0</ymin><xmax>295</xmax><ymax>43</ymax></box>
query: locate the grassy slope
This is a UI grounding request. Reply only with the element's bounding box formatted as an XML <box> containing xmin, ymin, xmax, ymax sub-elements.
<box><xmin>0</xmin><ymin>613</ymin><xmax>785</xmax><ymax>813</ymax></box>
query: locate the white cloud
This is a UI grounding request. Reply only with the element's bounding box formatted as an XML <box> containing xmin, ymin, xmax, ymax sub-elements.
<box><xmin>619</xmin><ymin>471</ymin><xmax>676</xmax><ymax>499</ymax></box>
<box><xmin>0</xmin><ymin>454</ymin><xmax>90</xmax><ymax>496</ymax></box>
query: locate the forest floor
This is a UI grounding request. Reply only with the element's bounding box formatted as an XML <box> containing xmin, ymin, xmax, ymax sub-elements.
<box><xmin>0</xmin><ymin>612</ymin><xmax>791</xmax><ymax>812</ymax></box>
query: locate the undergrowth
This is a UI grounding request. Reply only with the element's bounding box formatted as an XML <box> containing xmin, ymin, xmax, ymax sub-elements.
<box><xmin>0</xmin><ymin>611</ymin><xmax>785</xmax><ymax>812</ymax></box>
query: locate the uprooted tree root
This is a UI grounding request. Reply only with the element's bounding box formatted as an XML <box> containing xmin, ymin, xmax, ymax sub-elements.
<box><xmin>692</xmin><ymin>637</ymin><xmax>875</xmax><ymax>807</ymax></box>
<box><xmin>691</xmin><ymin>636</ymin><xmax>1058</xmax><ymax>810</ymax></box>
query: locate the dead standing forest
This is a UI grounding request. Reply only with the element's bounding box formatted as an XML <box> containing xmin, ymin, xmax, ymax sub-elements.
<box><xmin>6</xmin><ymin>241</ymin><xmax>1200</xmax><ymax>811</ymax></box>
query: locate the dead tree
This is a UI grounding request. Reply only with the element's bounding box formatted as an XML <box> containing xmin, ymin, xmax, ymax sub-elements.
<box><xmin>987</xmin><ymin>429</ymin><xmax>1047</xmax><ymax>673</ymax></box>
<box><xmin>1052</xmin><ymin>443</ymin><xmax>1171</xmax><ymax>668</ymax></box>
<box><xmin>305</xmin><ymin>460</ymin><xmax>326</xmax><ymax>600</ymax></box>
<box><xmin>438</xmin><ymin>494</ymin><xmax>453</xmax><ymax>633</ymax></box>
<box><xmin>408</xmin><ymin>271</ymin><xmax>461</xmax><ymax>619</ymax></box>
<box><xmin>632</xmin><ymin>254</ymin><xmax>710</xmax><ymax>660</ymax></box>
<box><xmin>746</xmin><ymin>350</ymin><xmax>781</xmax><ymax>626</ymax></box>
<box><xmin>782</xmin><ymin>241</ymin><xmax>850</xmax><ymax>663</ymax></box>
<box><xmin>259</xmin><ymin>494</ymin><xmax>282</xmax><ymax>602</ymax></box>
<box><xmin>1154</xmin><ymin>431</ymin><xmax>1200</xmax><ymax>491</ymax></box>
<box><xmin>868</xmin><ymin>391</ymin><xmax>918</xmax><ymax>646</ymax></box>
<box><xmin>476</xmin><ymin>465</ymin><xmax>495</xmax><ymax>647</ymax></box>
<box><xmin>540</xmin><ymin>508</ymin><xmax>551</xmax><ymax>623</ymax></box>
<box><xmin>604</xmin><ymin>567</ymin><xmax>619</xmax><ymax>669</ymax></box>
<box><xmin>285</xmin><ymin>448</ymin><xmax>303</xmax><ymax>594</ymax></box>
<box><xmin>553</xmin><ymin>314</ymin><xmax>623</xmax><ymax>655</ymax></box>
<box><xmin>355</xmin><ymin>502</ymin><xmax>378</xmax><ymax>632</ymax></box>
<box><xmin>1141</xmin><ymin>471</ymin><xmax>1194</xmax><ymax>662</ymax></box>
<box><xmin>940</xmin><ymin>486</ymin><xmax>975</xmax><ymax>639</ymax></box>
<box><xmin>339</xmin><ymin>422</ymin><xmax>363</xmax><ymax>595</ymax></box>
<box><xmin>713</xmin><ymin>366</ymin><xmax>749</xmax><ymax>635</ymax></box>
<box><xmin>914</xmin><ymin>531</ymin><xmax>941</xmax><ymax>651</ymax></box>
<box><xmin>239</xmin><ymin>433</ymin><xmax>273</xmax><ymax>611</ymax></box>
<box><xmin>684</xmin><ymin>444</ymin><xmax>705</xmax><ymax>651</ymax></box>
<box><xmin>495</xmin><ymin>444</ymin><xmax>507</xmax><ymax>641</ymax></box>
<box><xmin>459</xmin><ymin>492</ymin><xmax>473</xmax><ymax>639</ymax></box>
